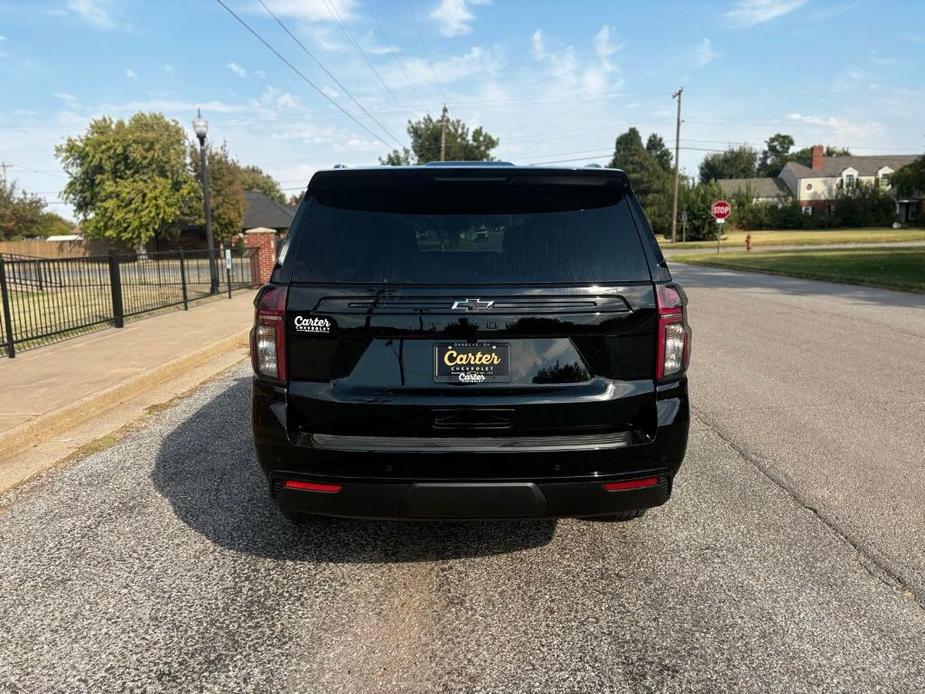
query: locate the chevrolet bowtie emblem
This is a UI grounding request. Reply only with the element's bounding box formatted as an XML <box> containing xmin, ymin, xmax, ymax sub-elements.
<box><xmin>451</xmin><ymin>298</ymin><xmax>495</xmax><ymax>311</ymax></box>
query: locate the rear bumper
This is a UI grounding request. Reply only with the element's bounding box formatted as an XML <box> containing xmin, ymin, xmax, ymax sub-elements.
<box><xmin>270</xmin><ymin>473</ymin><xmax>672</xmax><ymax>520</ymax></box>
<box><xmin>252</xmin><ymin>377</ymin><xmax>689</xmax><ymax>520</ymax></box>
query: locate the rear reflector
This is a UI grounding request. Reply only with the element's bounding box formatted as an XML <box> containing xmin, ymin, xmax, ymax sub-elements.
<box><xmin>283</xmin><ymin>480</ymin><xmax>343</xmax><ymax>494</ymax></box>
<box><xmin>602</xmin><ymin>476</ymin><xmax>659</xmax><ymax>492</ymax></box>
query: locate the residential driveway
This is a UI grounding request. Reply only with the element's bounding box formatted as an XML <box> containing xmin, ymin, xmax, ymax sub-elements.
<box><xmin>2</xmin><ymin>361</ymin><xmax>925</xmax><ymax>693</ymax></box>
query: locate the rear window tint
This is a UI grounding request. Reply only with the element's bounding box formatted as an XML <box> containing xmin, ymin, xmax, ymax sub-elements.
<box><xmin>290</xmin><ymin>184</ymin><xmax>650</xmax><ymax>284</ymax></box>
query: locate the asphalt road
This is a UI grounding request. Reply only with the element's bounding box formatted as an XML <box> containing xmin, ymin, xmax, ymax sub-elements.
<box><xmin>2</xmin><ymin>268</ymin><xmax>925</xmax><ymax>693</ymax></box>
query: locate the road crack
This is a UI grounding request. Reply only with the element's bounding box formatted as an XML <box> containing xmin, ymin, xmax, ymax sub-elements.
<box><xmin>692</xmin><ymin>406</ymin><xmax>925</xmax><ymax>611</ymax></box>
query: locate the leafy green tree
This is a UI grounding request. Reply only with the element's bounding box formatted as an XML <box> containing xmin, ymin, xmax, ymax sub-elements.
<box><xmin>698</xmin><ymin>146</ymin><xmax>758</xmax><ymax>183</ymax></box>
<box><xmin>381</xmin><ymin>110</ymin><xmax>499</xmax><ymax>165</ymax></box>
<box><xmin>833</xmin><ymin>181</ymin><xmax>896</xmax><ymax>227</ymax></box>
<box><xmin>680</xmin><ymin>181</ymin><xmax>724</xmax><ymax>240</ymax></box>
<box><xmin>894</xmin><ymin>154</ymin><xmax>925</xmax><ymax>197</ymax></box>
<box><xmin>608</xmin><ymin>127</ymin><xmax>645</xmax><ymax>171</ymax></box>
<box><xmin>188</xmin><ymin>141</ymin><xmax>245</xmax><ymax>243</ymax></box>
<box><xmin>239</xmin><ymin>164</ymin><xmax>285</xmax><ymax>204</ymax></box>
<box><xmin>791</xmin><ymin>144</ymin><xmax>851</xmax><ymax>165</ymax></box>
<box><xmin>36</xmin><ymin>211</ymin><xmax>74</xmax><ymax>237</ymax></box>
<box><xmin>56</xmin><ymin>113</ymin><xmax>199</xmax><ymax>248</ymax></box>
<box><xmin>0</xmin><ymin>180</ymin><xmax>47</xmax><ymax>240</ymax></box>
<box><xmin>608</xmin><ymin>127</ymin><xmax>674</xmax><ymax>235</ymax></box>
<box><xmin>757</xmin><ymin>133</ymin><xmax>795</xmax><ymax>177</ymax></box>
<box><xmin>645</xmin><ymin>133</ymin><xmax>672</xmax><ymax>172</ymax></box>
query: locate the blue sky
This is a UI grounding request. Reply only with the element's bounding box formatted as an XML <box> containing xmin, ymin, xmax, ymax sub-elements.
<box><xmin>1</xmin><ymin>0</ymin><xmax>923</xmax><ymax>218</ymax></box>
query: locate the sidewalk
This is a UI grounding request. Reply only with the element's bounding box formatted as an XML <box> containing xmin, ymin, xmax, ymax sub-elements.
<box><xmin>0</xmin><ymin>292</ymin><xmax>255</xmax><ymax>468</ymax></box>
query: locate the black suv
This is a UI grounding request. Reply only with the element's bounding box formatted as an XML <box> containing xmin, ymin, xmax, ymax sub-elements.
<box><xmin>250</xmin><ymin>163</ymin><xmax>690</xmax><ymax>521</ymax></box>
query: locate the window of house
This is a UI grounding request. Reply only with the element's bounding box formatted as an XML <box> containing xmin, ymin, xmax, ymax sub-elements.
<box><xmin>880</xmin><ymin>173</ymin><xmax>892</xmax><ymax>188</ymax></box>
<box><xmin>844</xmin><ymin>173</ymin><xmax>856</xmax><ymax>188</ymax></box>
<box><xmin>802</xmin><ymin>206</ymin><xmax>813</xmax><ymax>216</ymax></box>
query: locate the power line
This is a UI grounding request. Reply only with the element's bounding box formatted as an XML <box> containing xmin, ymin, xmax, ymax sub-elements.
<box><xmin>321</xmin><ymin>0</ymin><xmax>414</xmax><ymax>123</ymax></box>
<box><xmin>405</xmin><ymin>0</ymin><xmax>447</xmax><ymax>103</ymax></box>
<box><xmin>361</xmin><ymin>0</ymin><xmax>429</xmax><ymax>113</ymax></box>
<box><xmin>256</xmin><ymin>0</ymin><xmax>403</xmax><ymax>148</ymax></box>
<box><xmin>212</xmin><ymin>0</ymin><xmax>392</xmax><ymax>146</ymax></box>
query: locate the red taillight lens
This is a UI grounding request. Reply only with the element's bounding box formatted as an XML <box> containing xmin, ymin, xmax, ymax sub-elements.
<box><xmin>656</xmin><ymin>284</ymin><xmax>690</xmax><ymax>379</ymax></box>
<box><xmin>283</xmin><ymin>480</ymin><xmax>342</xmax><ymax>494</ymax></box>
<box><xmin>250</xmin><ymin>285</ymin><xmax>288</xmax><ymax>381</ymax></box>
<box><xmin>602</xmin><ymin>476</ymin><xmax>659</xmax><ymax>492</ymax></box>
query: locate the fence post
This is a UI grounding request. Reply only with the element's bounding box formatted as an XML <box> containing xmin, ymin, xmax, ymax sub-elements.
<box><xmin>0</xmin><ymin>257</ymin><xmax>16</xmax><ymax>358</ymax></box>
<box><xmin>108</xmin><ymin>252</ymin><xmax>125</xmax><ymax>328</ymax></box>
<box><xmin>179</xmin><ymin>249</ymin><xmax>189</xmax><ymax>310</ymax></box>
<box><xmin>224</xmin><ymin>247</ymin><xmax>232</xmax><ymax>300</ymax></box>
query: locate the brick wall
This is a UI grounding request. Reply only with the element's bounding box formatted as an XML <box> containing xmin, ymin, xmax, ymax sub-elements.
<box><xmin>243</xmin><ymin>228</ymin><xmax>278</xmax><ymax>287</ymax></box>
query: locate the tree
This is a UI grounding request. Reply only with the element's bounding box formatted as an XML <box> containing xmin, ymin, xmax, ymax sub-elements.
<box><xmin>790</xmin><ymin>144</ymin><xmax>851</xmax><ymax>167</ymax></box>
<box><xmin>56</xmin><ymin>113</ymin><xmax>199</xmax><ymax>248</ymax></box>
<box><xmin>893</xmin><ymin>155</ymin><xmax>925</xmax><ymax>197</ymax></box>
<box><xmin>608</xmin><ymin>127</ymin><xmax>674</xmax><ymax>235</ymax></box>
<box><xmin>608</xmin><ymin>127</ymin><xmax>645</xmax><ymax>171</ymax></box>
<box><xmin>698</xmin><ymin>145</ymin><xmax>758</xmax><ymax>183</ymax></box>
<box><xmin>832</xmin><ymin>181</ymin><xmax>896</xmax><ymax>227</ymax></box>
<box><xmin>645</xmin><ymin>133</ymin><xmax>672</xmax><ymax>172</ymax></box>
<box><xmin>0</xmin><ymin>180</ymin><xmax>46</xmax><ymax>240</ymax></box>
<box><xmin>757</xmin><ymin>133</ymin><xmax>795</xmax><ymax>177</ymax></box>
<box><xmin>381</xmin><ymin>110</ymin><xmax>500</xmax><ymax>165</ymax></box>
<box><xmin>239</xmin><ymin>164</ymin><xmax>285</xmax><ymax>204</ymax></box>
<box><xmin>680</xmin><ymin>181</ymin><xmax>724</xmax><ymax>240</ymax></box>
<box><xmin>188</xmin><ymin>141</ymin><xmax>245</xmax><ymax>243</ymax></box>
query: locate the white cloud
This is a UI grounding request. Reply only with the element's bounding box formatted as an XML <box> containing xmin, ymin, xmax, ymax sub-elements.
<box><xmin>383</xmin><ymin>45</ymin><xmax>502</xmax><ymax>87</ymax></box>
<box><xmin>787</xmin><ymin>112</ymin><xmax>885</xmax><ymax>139</ymax></box>
<box><xmin>263</xmin><ymin>0</ymin><xmax>357</xmax><ymax>22</ymax></box>
<box><xmin>360</xmin><ymin>30</ymin><xmax>399</xmax><ymax>55</ymax></box>
<box><xmin>124</xmin><ymin>68</ymin><xmax>138</xmax><ymax>79</ymax></box>
<box><xmin>53</xmin><ymin>92</ymin><xmax>79</xmax><ymax>104</ymax></box>
<box><xmin>67</xmin><ymin>0</ymin><xmax>117</xmax><ymax>29</ymax></box>
<box><xmin>725</xmin><ymin>0</ymin><xmax>807</xmax><ymax>27</ymax></box>
<box><xmin>163</xmin><ymin>64</ymin><xmax>174</xmax><ymax>73</ymax></box>
<box><xmin>429</xmin><ymin>0</ymin><xmax>490</xmax><ymax>37</ymax></box>
<box><xmin>227</xmin><ymin>62</ymin><xmax>247</xmax><ymax>78</ymax></box>
<box><xmin>531</xmin><ymin>29</ymin><xmax>546</xmax><ymax>60</ymax></box>
<box><xmin>695</xmin><ymin>38</ymin><xmax>717</xmax><ymax>67</ymax></box>
<box><xmin>593</xmin><ymin>25</ymin><xmax>623</xmax><ymax>72</ymax></box>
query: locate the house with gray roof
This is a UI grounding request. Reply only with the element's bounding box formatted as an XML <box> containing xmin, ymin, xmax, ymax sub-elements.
<box><xmin>243</xmin><ymin>190</ymin><xmax>296</xmax><ymax>233</ymax></box>
<box><xmin>715</xmin><ymin>145</ymin><xmax>922</xmax><ymax>223</ymax></box>
<box><xmin>778</xmin><ymin>145</ymin><xmax>921</xmax><ymax>222</ymax></box>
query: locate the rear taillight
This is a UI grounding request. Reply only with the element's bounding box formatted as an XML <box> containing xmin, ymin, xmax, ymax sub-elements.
<box><xmin>250</xmin><ymin>285</ymin><xmax>288</xmax><ymax>381</ymax></box>
<box><xmin>656</xmin><ymin>284</ymin><xmax>690</xmax><ymax>379</ymax></box>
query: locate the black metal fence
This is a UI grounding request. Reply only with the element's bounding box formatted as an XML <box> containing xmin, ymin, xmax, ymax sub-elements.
<box><xmin>0</xmin><ymin>248</ymin><xmax>257</xmax><ymax>358</ymax></box>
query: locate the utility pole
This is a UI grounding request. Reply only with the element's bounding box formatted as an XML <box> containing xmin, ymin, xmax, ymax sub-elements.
<box><xmin>0</xmin><ymin>162</ymin><xmax>10</xmax><ymax>187</ymax></box>
<box><xmin>670</xmin><ymin>87</ymin><xmax>684</xmax><ymax>244</ymax></box>
<box><xmin>439</xmin><ymin>104</ymin><xmax>448</xmax><ymax>161</ymax></box>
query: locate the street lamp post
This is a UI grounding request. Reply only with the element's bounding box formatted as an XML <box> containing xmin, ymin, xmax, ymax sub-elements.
<box><xmin>192</xmin><ymin>109</ymin><xmax>218</xmax><ymax>294</ymax></box>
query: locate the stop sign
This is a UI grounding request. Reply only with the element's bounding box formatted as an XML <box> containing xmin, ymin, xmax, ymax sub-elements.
<box><xmin>711</xmin><ymin>199</ymin><xmax>732</xmax><ymax>222</ymax></box>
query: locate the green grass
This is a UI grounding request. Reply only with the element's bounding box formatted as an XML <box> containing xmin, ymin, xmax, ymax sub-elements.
<box><xmin>671</xmin><ymin>248</ymin><xmax>925</xmax><ymax>293</ymax></box>
<box><xmin>660</xmin><ymin>228</ymin><xmax>925</xmax><ymax>251</ymax></box>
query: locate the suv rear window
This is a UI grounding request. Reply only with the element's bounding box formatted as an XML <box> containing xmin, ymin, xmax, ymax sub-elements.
<box><xmin>290</xmin><ymin>182</ymin><xmax>651</xmax><ymax>284</ymax></box>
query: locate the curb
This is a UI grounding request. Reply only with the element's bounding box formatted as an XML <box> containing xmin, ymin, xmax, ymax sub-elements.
<box><xmin>0</xmin><ymin>330</ymin><xmax>250</xmax><ymax>462</ymax></box>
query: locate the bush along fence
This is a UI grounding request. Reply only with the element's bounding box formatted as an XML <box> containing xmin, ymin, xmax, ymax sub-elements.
<box><xmin>0</xmin><ymin>247</ymin><xmax>259</xmax><ymax>358</ymax></box>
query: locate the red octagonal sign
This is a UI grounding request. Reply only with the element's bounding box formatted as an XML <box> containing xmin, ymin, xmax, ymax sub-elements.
<box><xmin>711</xmin><ymin>199</ymin><xmax>732</xmax><ymax>221</ymax></box>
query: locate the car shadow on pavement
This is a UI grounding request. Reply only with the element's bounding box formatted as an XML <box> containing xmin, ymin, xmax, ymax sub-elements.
<box><xmin>151</xmin><ymin>376</ymin><xmax>556</xmax><ymax>563</ymax></box>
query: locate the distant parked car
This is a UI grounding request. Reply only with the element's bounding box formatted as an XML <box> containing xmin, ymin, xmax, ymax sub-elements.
<box><xmin>250</xmin><ymin>163</ymin><xmax>690</xmax><ymax>521</ymax></box>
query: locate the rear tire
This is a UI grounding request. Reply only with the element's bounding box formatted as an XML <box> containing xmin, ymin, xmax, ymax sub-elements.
<box><xmin>586</xmin><ymin>509</ymin><xmax>647</xmax><ymax>522</ymax></box>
